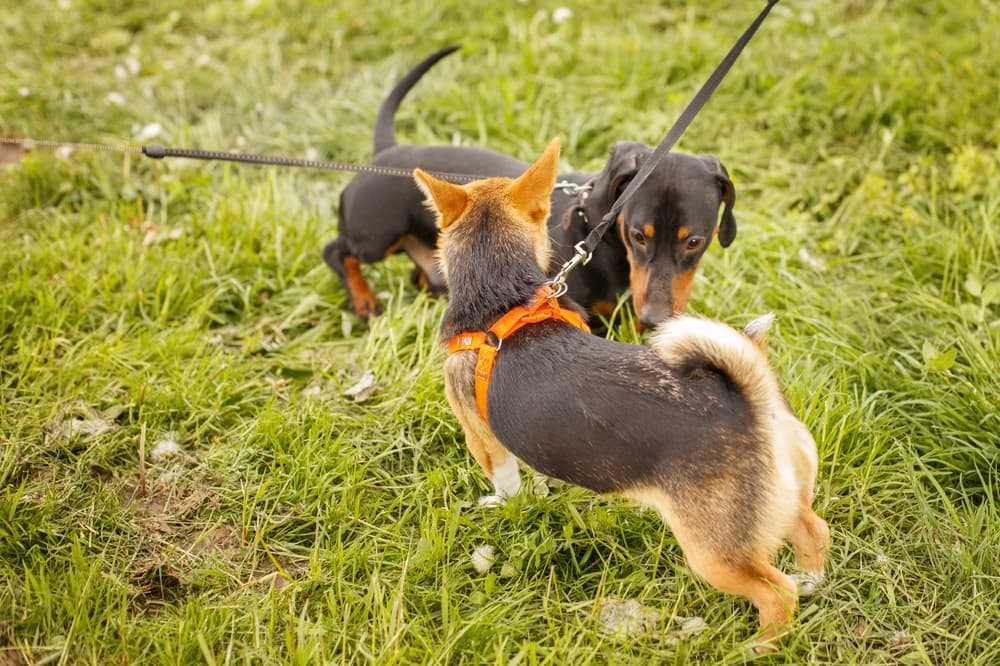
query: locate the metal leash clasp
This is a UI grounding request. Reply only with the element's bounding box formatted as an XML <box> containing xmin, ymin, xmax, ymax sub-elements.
<box><xmin>552</xmin><ymin>181</ymin><xmax>593</xmax><ymax>198</ymax></box>
<box><xmin>545</xmin><ymin>241</ymin><xmax>592</xmax><ymax>298</ymax></box>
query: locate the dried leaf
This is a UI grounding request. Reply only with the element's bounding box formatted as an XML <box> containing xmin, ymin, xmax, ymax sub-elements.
<box><xmin>344</xmin><ymin>370</ymin><xmax>377</xmax><ymax>401</ymax></box>
<box><xmin>596</xmin><ymin>597</ymin><xmax>663</xmax><ymax>639</ymax></box>
<box><xmin>46</xmin><ymin>404</ymin><xmax>122</xmax><ymax>441</ymax></box>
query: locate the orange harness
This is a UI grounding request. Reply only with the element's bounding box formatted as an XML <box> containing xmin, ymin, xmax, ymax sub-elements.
<box><xmin>447</xmin><ymin>285</ymin><xmax>590</xmax><ymax>421</ymax></box>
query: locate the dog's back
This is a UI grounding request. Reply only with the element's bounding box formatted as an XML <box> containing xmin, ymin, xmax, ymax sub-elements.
<box><xmin>328</xmin><ymin>49</ymin><xmax>527</xmax><ymax>315</ymax></box>
<box><xmin>339</xmin><ymin>145</ymin><xmax>526</xmax><ymax>262</ymax></box>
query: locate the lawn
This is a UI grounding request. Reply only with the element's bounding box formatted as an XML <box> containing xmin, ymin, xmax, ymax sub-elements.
<box><xmin>1</xmin><ymin>0</ymin><xmax>998</xmax><ymax>663</ymax></box>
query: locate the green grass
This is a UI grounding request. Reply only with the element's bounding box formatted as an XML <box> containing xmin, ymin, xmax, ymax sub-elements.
<box><xmin>2</xmin><ymin>0</ymin><xmax>999</xmax><ymax>663</ymax></box>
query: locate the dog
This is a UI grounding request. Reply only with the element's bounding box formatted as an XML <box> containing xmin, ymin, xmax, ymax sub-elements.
<box><xmin>414</xmin><ymin>138</ymin><xmax>829</xmax><ymax>647</ymax></box>
<box><xmin>324</xmin><ymin>47</ymin><xmax>738</xmax><ymax>327</ymax></box>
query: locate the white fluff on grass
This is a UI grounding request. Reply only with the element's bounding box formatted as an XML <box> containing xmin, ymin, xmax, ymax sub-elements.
<box><xmin>552</xmin><ymin>7</ymin><xmax>573</xmax><ymax>23</ymax></box>
<box><xmin>150</xmin><ymin>437</ymin><xmax>182</xmax><ymax>462</ymax></box>
<box><xmin>135</xmin><ymin>123</ymin><xmax>163</xmax><ymax>141</ymax></box>
<box><xmin>470</xmin><ymin>544</ymin><xmax>496</xmax><ymax>574</ymax></box>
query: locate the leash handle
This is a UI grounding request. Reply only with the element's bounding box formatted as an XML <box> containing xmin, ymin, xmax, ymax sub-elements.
<box><xmin>550</xmin><ymin>0</ymin><xmax>780</xmax><ymax>289</ymax></box>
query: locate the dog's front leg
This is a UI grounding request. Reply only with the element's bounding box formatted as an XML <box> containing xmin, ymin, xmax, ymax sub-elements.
<box><xmin>443</xmin><ymin>370</ymin><xmax>521</xmax><ymax>505</ymax></box>
<box><xmin>467</xmin><ymin>429</ymin><xmax>521</xmax><ymax>506</ymax></box>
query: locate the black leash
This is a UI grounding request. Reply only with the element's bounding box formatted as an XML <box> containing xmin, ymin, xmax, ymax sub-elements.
<box><xmin>0</xmin><ymin>136</ymin><xmax>485</xmax><ymax>184</ymax></box>
<box><xmin>548</xmin><ymin>0</ymin><xmax>780</xmax><ymax>293</ymax></box>
<box><xmin>0</xmin><ymin>137</ymin><xmax>593</xmax><ymax>192</ymax></box>
<box><xmin>139</xmin><ymin>143</ymin><xmax>488</xmax><ymax>183</ymax></box>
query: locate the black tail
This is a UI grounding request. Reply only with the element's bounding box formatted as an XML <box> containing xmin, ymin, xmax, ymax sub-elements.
<box><xmin>372</xmin><ymin>45</ymin><xmax>462</xmax><ymax>155</ymax></box>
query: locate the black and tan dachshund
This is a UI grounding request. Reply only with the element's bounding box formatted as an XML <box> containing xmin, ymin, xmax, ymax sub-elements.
<box><xmin>324</xmin><ymin>47</ymin><xmax>738</xmax><ymax>327</ymax></box>
<box><xmin>414</xmin><ymin>138</ymin><xmax>828</xmax><ymax>648</ymax></box>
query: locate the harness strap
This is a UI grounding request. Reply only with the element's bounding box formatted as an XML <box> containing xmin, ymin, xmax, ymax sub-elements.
<box><xmin>448</xmin><ymin>286</ymin><xmax>590</xmax><ymax>421</ymax></box>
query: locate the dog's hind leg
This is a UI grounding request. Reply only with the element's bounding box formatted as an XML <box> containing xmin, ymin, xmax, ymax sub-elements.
<box><xmin>778</xmin><ymin>416</ymin><xmax>829</xmax><ymax>594</ymax></box>
<box><xmin>324</xmin><ymin>237</ymin><xmax>381</xmax><ymax>320</ymax></box>
<box><xmin>703</xmin><ymin>559</ymin><xmax>798</xmax><ymax>650</ymax></box>
<box><xmin>787</xmin><ymin>503</ymin><xmax>830</xmax><ymax>595</ymax></box>
<box><xmin>628</xmin><ymin>489</ymin><xmax>797</xmax><ymax>648</ymax></box>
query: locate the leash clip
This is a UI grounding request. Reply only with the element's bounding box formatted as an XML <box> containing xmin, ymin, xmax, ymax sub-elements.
<box><xmin>553</xmin><ymin>181</ymin><xmax>593</xmax><ymax>198</ymax></box>
<box><xmin>546</xmin><ymin>241</ymin><xmax>592</xmax><ymax>297</ymax></box>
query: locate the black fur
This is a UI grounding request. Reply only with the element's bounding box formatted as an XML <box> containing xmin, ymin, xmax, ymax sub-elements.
<box><xmin>486</xmin><ymin>322</ymin><xmax>770</xmax><ymax>551</ymax></box>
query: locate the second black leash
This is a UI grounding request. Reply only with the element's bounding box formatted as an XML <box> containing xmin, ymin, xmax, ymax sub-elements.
<box><xmin>139</xmin><ymin>143</ymin><xmax>484</xmax><ymax>184</ymax></box>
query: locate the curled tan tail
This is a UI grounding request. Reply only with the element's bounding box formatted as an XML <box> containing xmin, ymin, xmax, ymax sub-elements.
<box><xmin>650</xmin><ymin>315</ymin><xmax>783</xmax><ymax>426</ymax></box>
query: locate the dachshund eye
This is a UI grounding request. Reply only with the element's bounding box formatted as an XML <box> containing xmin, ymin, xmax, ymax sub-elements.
<box><xmin>630</xmin><ymin>229</ymin><xmax>647</xmax><ymax>247</ymax></box>
<box><xmin>686</xmin><ymin>236</ymin><xmax>705</xmax><ymax>252</ymax></box>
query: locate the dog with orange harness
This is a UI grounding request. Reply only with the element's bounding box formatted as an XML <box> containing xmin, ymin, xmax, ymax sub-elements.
<box><xmin>414</xmin><ymin>138</ymin><xmax>828</xmax><ymax>648</ymax></box>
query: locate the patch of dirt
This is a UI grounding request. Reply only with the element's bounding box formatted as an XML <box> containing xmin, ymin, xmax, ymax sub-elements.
<box><xmin>181</xmin><ymin>523</ymin><xmax>242</xmax><ymax>559</ymax></box>
<box><xmin>121</xmin><ymin>477</ymin><xmax>218</xmax><ymax>535</ymax></box>
<box><xmin>0</xmin><ymin>649</ymin><xmax>29</xmax><ymax>666</ymax></box>
<box><xmin>247</xmin><ymin>553</ymin><xmax>308</xmax><ymax>592</ymax></box>
<box><xmin>128</xmin><ymin>559</ymin><xmax>188</xmax><ymax>612</ymax></box>
<box><xmin>118</xmin><ymin>469</ymin><xmax>307</xmax><ymax>611</ymax></box>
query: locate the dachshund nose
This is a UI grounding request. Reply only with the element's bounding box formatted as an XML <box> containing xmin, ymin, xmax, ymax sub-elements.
<box><xmin>639</xmin><ymin>303</ymin><xmax>674</xmax><ymax>329</ymax></box>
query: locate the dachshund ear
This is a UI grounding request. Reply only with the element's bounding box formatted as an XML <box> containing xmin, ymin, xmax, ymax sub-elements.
<box><xmin>605</xmin><ymin>141</ymin><xmax>651</xmax><ymax>201</ymax></box>
<box><xmin>718</xmin><ymin>175</ymin><xmax>737</xmax><ymax>247</ymax></box>
<box><xmin>701</xmin><ymin>155</ymin><xmax>737</xmax><ymax>248</ymax></box>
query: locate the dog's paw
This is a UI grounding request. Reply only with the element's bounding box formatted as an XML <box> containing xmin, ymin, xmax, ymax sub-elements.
<box><xmin>477</xmin><ymin>494</ymin><xmax>506</xmax><ymax>508</ymax></box>
<box><xmin>791</xmin><ymin>571</ymin><xmax>825</xmax><ymax>596</ymax></box>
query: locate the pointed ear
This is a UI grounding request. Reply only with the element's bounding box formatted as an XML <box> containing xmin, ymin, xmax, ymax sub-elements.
<box><xmin>413</xmin><ymin>168</ymin><xmax>468</xmax><ymax>229</ymax></box>
<box><xmin>509</xmin><ymin>137</ymin><xmax>560</xmax><ymax>226</ymax></box>
<box><xmin>742</xmin><ymin>313</ymin><xmax>774</xmax><ymax>351</ymax></box>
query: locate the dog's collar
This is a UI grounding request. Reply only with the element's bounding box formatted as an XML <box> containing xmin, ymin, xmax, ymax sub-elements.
<box><xmin>561</xmin><ymin>176</ymin><xmax>599</xmax><ymax>233</ymax></box>
<box><xmin>448</xmin><ymin>285</ymin><xmax>590</xmax><ymax>421</ymax></box>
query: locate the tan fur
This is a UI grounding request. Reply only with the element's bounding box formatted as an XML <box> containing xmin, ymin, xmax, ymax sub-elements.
<box><xmin>414</xmin><ymin>172</ymin><xmax>469</xmax><ymax>229</ymax></box>
<box><xmin>401</xmin><ymin>234</ymin><xmax>440</xmax><ymax>286</ymax></box>
<box><xmin>415</xmin><ymin>138</ymin><xmax>559</xmax><ymax>275</ymax></box>
<box><xmin>622</xmin><ymin>486</ymin><xmax>798</xmax><ymax>645</ymax></box>
<box><xmin>619</xmin><ymin>214</ymin><xmax>651</xmax><ymax>321</ymax></box>
<box><xmin>443</xmin><ymin>354</ymin><xmax>522</xmax><ymax>499</ymax></box>
<box><xmin>342</xmin><ymin>256</ymin><xmax>379</xmax><ymax>319</ymax></box>
<box><xmin>670</xmin><ymin>266</ymin><xmax>698</xmax><ymax>317</ymax></box>
<box><xmin>417</xmin><ymin>141</ymin><xmax>829</xmax><ymax>649</ymax></box>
